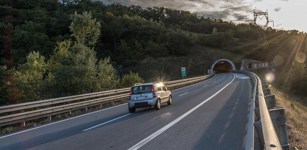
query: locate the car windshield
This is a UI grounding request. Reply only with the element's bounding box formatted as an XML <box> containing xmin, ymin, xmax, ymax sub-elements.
<box><xmin>131</xmin><ymin>85</ymin><xmax>152</xmax><ymax>94</ymax></box>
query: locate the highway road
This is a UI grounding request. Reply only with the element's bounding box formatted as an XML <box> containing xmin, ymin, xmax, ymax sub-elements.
<box><xmin>0</xmin><ymin>73</ymin><xmax>253</xmax><ymax>150</ymax></box>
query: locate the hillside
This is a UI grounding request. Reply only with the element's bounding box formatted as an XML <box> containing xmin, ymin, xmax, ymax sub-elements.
<box><xmin>121</xmin><ymin>45</ymin><xmax>244</xmax><ymax>82</ymax></box>
<box><xmin>271</xmin><ymin>87</ymin><xmax>307</xmax><ymax>149</ymax></box>
<box><xmin>1</xmin><ymin>0</ymin><xmax>307</xmax><ymax>106</ymax></box>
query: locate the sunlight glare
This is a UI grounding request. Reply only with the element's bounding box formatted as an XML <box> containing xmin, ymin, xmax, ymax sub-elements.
<box><xmin>265</xmin><ymin>72</ymin><xmax>275</xmax><ymax>83</ymax></box>
<box><xmin>156</xmin><ymin>83</ymin><xmax>164</xmax><ymax>87</ymax></box>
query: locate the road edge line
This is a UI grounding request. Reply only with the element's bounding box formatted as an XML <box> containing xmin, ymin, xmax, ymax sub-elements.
<box><xmin>128</xmin><ymin>73</ymin><xmax>235</xmax><ymax>150</ymax></box>
<box><xmin>0</xmin><ymin>103</ymin><xmax>127</xmax><ymax>139</ymax></box>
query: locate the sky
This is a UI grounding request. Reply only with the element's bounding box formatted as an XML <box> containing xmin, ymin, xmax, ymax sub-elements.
<box><xmin>98</xmin><ymin>0</ymin><xmax>307</xmax><ymax>32</ymax></box>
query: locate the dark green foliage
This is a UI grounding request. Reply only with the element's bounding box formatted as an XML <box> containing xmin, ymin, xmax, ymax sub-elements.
<box><xmin>1</xmin><ymin>0</ymin><xmax>307</xmax><ymax>104</ymax></box>
<box><xmin>121</xmin><ymin>71</ymin><xmax>144</xmax><ymax>88</ymax></box>
<box><xmin>0</xmin><ymin>66</ymin><xmax>8</xmax><ymax>105</ymax></box>
<box><xmin>1</xmin><ymin>0</ymin><xmax>264</xmax><ymax>68</ymax></box>
<box><xmin>15</xmin><ymin>51</ymin><xmax>47</xmax><ymax>102</ymax></box>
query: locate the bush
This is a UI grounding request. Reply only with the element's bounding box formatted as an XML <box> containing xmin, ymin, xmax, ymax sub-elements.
<box><xmin>121</xmin><ymin>71</ymin><xmax>144</xmax><ymax>88</ymax></box>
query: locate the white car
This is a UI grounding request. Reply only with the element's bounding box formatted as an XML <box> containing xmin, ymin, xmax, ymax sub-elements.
<box><xmin>128</xmin><ymin>83</ymin><xmax>172</xmax><ymax>113</ymax></box>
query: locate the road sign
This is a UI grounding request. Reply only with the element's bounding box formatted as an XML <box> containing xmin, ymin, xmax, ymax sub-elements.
<box><xmin>181</xmin><ymin>67</ymin><xmax>186</xmax><ymax>77</ymax></box>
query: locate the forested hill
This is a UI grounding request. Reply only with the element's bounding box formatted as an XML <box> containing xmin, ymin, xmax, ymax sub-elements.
<box><xmin>2</xmin><ymin>0</ymin><xmax>303</xmax><ymax>68</ymax></box>
<box><xmin>1</xmin><ymin>0</ymin><xmax>307</xmax><ymax>105</ymax></box>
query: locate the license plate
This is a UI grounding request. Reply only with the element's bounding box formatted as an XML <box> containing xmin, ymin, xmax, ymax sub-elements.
<box><xmin>137</xmin><ymin>97</ymin><xmax>145</xmax><ymax>100</ymax></box>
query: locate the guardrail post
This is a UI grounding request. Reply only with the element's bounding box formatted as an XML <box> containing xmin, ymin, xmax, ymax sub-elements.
<box><xmin>0</xmin><ymin>74</ymin><xmax>215</xmax><ymax>128</ymax></box>
<box><xmin>255</xmin><ymin>94</ymin><xmax>259</xmax><ymax>108</ymax></box>
<box><xmin>254</xmin><ymin>120</ymin><xmax>264</xmax><ymax>150</ymax></box>
<box><xmin>84</xmin><ymin>99</ymin><xmax>88</xmax><ymax>111</ymax></box>
<box><xmin>262</xmin><ymin>84</ymin><xmax>268</xmax><ymax>89</ymax></box>
<box><xmin>47</xmin><ymin>105</ymin><xmax>51</xmax><ymax>122</ymax></box>
<box><xmin>67</xmin><ymin>102</ymin><xmax>71</xmax><ymax>116</ymax></box>
<box><xmin>261</xmin><ymin>79</ymin><xmax>266</xmax><ymax>84</ymax></box>
<box><xmin>264</xmin><ymin>95</ymin><xmax>276</xmax><ymax>109</ymax></box>
<box><xmin>20</xmin><ymin>109</ymin><xmax>25</xmax><ymax>127</ymax></box>
<box><xmin>254</xmin><ymin>108</ymin><xmax>260</xmax><ymax>121</ymax></box>
<box><xmin>263</xmin><ymin>88</ymin><xmax>271</xmax><ymax>96</ymax></box>
<box><xmin>269</xmin><ymin>107</ymin><xmax>290</xmax><ymax>150</ymax></box>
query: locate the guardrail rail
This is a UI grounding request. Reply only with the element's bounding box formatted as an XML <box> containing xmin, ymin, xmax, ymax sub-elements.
<box><xmin>233</xmin><ymin>71</ymin><xmax>289</xmax><ymax>150</ymax></box>
<box><xmin>0</xmin><ymin>74</ymin><xmax>215</xmax><ymax>128</ymax></box>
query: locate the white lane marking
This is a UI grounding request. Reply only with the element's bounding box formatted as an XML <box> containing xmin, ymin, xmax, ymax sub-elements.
<box><xmin>235</xmin><ymin>74</ymin><xmax>250</xmax><ymax>80</ymax></box>
<box><xmin>245</xmin><ymin>74</ymin><xmax>256</xmax><ymax>150</ymax></box>
<box><xmin>0</xmin><ymin>103</ymin><xmax>127</xmax><ymax>139</ymax></box>
<box><xmin>178</xmin><ymin>92</ymin><xmax>189</xmax><ymax>97</ymax></box>
<box><xmin>128</xmin><ymin>74</ymin><xmax>235</xmax><ymax>150</ymax></box>
<box><xmin>203</xmin><ymin>85</ymin><xmax>208</xmax><ymax>87</ymax></box>
<box><xmin>0</xmin><ymin>74</ymin><xmax>218</xmax><ymax>139</ymax></box>
<box><xmin>171</xmin><ymin>74</ymin><xmax>217</xmax><ymax>92</ymax></box>
<box><xmin>83</xmin><ymin>114</ymin><xmax>131</xmax><ymax>132</ymax></box>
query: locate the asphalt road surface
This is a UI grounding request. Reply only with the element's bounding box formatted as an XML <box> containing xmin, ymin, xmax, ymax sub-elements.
<box><xmin>0</xmin><ymin>73</ymin><xmax>253</xmax><ymax>150</ymax></box>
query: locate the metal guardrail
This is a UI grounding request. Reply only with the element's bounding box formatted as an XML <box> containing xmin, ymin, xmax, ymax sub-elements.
<box><xmin>255</xmin><ymin>74</ymin><xmax>282</xmax><ymax>150</ymax></box>
<box><xmin>0</xmin><ymin>74</ymin><xmax>214</xmax><ymax>127</ymax></box>
<box><xmin>0</xmin><ymin>88</ymin><xmax>131</xmax><ymax>114</ymax></box>
<box><xmin>234</xmin><ymin>71</ymin><xmax>288</xmax><ymax>150</ymax></box>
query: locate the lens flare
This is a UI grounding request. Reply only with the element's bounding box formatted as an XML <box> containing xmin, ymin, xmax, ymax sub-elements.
<box><xmin>273</xmin><ymin>55</ymin><xmax>283</xmax><ymax>66</ymax></box>
<box><xmin>295</xmin><ymin>52</ymin><xmax>306</xmax><ymax>63</ymax></box>
<box><xmin>265</xmin><ymin>72</ymin><xmax>275</xmax><ymax>83</ymax></box>
<box><xmin>156</xmin><ymin>83</ymin><xmax>164</xmax><ymax>87</ymax></box>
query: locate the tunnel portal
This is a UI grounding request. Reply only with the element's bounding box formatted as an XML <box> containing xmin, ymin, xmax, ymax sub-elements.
<box><xmin>211</xmin><ymin>59</ymin><xmax>236</xmax><ymax>74</ymax></box>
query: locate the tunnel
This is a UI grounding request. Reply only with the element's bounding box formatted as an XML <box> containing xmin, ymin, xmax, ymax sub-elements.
<box><xmin>210</xmin><ymin>59</ymin><xmax>236</xmax><ymax>74</ymax></box>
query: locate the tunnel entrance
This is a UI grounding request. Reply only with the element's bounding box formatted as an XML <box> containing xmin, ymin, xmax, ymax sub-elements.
<box><xmin>211</xmin><ymin>59</ymin><xmax>236</xmax><ymax>74</ymax></box>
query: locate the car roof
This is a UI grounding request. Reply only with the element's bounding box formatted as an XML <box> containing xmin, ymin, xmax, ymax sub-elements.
<box><xmin>133</xmin><ymin>83</ymin><xmax>154</xmax><ymax>87</ymax></box>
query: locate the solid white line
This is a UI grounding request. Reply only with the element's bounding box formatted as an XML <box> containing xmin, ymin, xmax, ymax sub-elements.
<box><xmin>245</xmin><ymin>74</ymin><xmax>256</xmax><ymax>150</ymax></box>
<box><xmin>0</xmin><ymin>74</ymin><xmax>218</xmax><ymax>139</ymax></box>
<box><xmin>128</xmin><ymin>74</ymin><xmax>235</xmax><ymax>150</ymax></box>
<box><xmin>171</xmin><ymin>74</ymin><xmax>217</xmax><ymax>92</ymax></box>
<box><xmin>83</xmin><ymin>114</ymin><xmax>131</xmax><ymax>132</ymax></box>
<box><xmin>0</xmin><ymin>103</ymin><xmax>127</xmax><ymax>139</ymax></box>
<box><xmin>178</xmin><ymin>92</ymin><xmax>189</xmax><ymax>97</ymax></box>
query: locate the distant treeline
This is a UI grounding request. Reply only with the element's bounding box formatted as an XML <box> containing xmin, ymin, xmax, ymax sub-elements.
<box><xmin>1</xmin><ymin>0</ymin><xmax>307</xmax><ymax>105</ymax></box>
<box><xmin>0</xmin><ymin>0</ymin><xmax>284</xmax><ymax>67</ymax></box>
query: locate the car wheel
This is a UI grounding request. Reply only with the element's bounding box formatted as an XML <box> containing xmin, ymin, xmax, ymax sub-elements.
<box><xmin>129</xmin><ymin>107</ymin><xmax>136</xmax><ymax>113</ymax></box>
<box><xmin>167</xmin><ymin>96</ymin><xmax>172</xmax><ymax>105</ymax></box>
<box><xmin>155</xmin><ymin>99</ymin><xmax>161</xmax><ymax>110</ymax></box>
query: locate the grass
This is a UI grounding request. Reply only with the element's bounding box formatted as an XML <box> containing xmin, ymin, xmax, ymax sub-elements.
<box><xmin>271</xmin><ymin>86</ymin><xmax>307</xmax><ymax>149</ymax></box>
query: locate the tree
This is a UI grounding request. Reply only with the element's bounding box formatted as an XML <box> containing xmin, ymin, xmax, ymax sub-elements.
<box><xmin>69</xmin><ymin>11</ymin><xmax>101</xmax><ymax>48</ymax></box>
<box><xmin>12</xmin><ymin>22</ymin><xmax>50</xmax><ymax>65</ymax></box>
<box><xmin>46</xmin><ymin>11</ymin><xmax>120</xmax><ymax>97</ymax></box>
<box><xmin>290</xmin><ymin>61</ymin><xmax>306</xmax><ymax>95</ymax></box>
<box><xmin>47</xmin><ymin>40</ymin><xmax>100</xmax><ymax>97</ymax></box>
<box><xmin>0</xmin><ymin>65</ymin><xmax>8</xmax><ymax>105</ymax></box>
<box><xmin>121</xmin><ymin>71</ymin><xmax>144</xmax><ymax>87</ymax></box>
<box><xmin>97</xmin><ymin>58</ymin><xmax>119</xmax><ymax>90</ymax></box>
<box><xmin>15</xmin><ymin>51</ymin><xmax>47</xmax><ymax>102</ymax></box>
<box><xmin>212</xmin><ymin>27</ymin><xmax>217</xmax><ymax>34</ymax></box>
